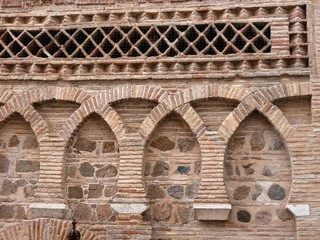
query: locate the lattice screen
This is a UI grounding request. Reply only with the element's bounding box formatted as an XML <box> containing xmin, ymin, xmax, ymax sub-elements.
<box><xmin>0</xmin><ymin>22</ymin><xmax>270</xmax><ymax>58</ymax></box>
<box><xmin>0</xmin><ymin>5</ymin><xmax>309</xmax><ymax>76</ymax></box>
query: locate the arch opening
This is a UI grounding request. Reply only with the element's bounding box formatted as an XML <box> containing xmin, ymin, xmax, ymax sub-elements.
<box><xmin>224</xmin><ymin>111</ymin><xmax>296</xmax><ymax>239</ymax></box>
<box><xmin>143</xmin><ymin>112</ymin><xmax>201</xmax><ymax>238</ymax></box>
<box><xmin>65</xmin><ymin>113</ymin><xmax>119</xmax><ymax>224</ymax></box>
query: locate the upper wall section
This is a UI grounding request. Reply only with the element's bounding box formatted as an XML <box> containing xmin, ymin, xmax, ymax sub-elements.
<box><xmin>0</xmin><ymin>1</ymin><xmax>310</xmax><ymax>80</ymax></box>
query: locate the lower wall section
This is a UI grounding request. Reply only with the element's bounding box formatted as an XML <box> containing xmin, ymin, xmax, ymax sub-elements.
<box><xmin>0</xmin><ymin>219</ymin><xmax>100</xmax><ymax>240</ymax></box>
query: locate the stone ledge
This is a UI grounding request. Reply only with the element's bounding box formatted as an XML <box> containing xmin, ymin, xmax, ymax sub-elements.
<box><xmin>111</xmin><ymin>203</ymin><xmax>148</xmax><ymax>214</ymax></box>
<box><xmin>286</xmin><ymin>204</ymin><xmax>310</xmax><ymax>217</ymax></box>
<box><xmin>29</xmin><ymin>203</ymin><xmax>69</xmax><ymax>219</ymax></box>
<box><xmin>194</xmin><ymin>203</ymin><xmax>232</xmax><ymax>221</ymax></box>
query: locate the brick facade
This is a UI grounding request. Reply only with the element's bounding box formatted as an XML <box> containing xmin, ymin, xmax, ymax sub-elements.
<box><xmin>0</xmin><ymin>0</ymin><xmax>318</xmax><ymax>239</ymax></box>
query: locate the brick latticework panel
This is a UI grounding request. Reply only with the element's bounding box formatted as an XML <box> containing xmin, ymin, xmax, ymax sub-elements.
<box><xmin>0</xmin><ymin>0</ymin><xmax>319</xmax><ymax>239</ymax></box>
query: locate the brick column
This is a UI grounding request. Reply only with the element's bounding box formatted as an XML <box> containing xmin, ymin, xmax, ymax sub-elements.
<box><xmin>111</xmin><ymin>132</ymin><xmax>151</xmax><ymax>239</ymax></box>
<box><xmin>30</xmin><ymin>133</ymin><xmax>68</xmax><ymax>219</ymax></box>
<box><xmin>194</xmin><ymin>131</ymin><xmax>231</xmax><ymax>220</ymax></box>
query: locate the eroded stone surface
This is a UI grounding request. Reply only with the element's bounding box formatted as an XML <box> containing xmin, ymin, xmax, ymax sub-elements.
<box><xmin>177</xmin><ymin>138</ymin><xmax>196</xmax><ymax>152</ymax></box>
<box><xmin>147</xmin><ymin>184</ymin><xmax>166</xmax><ymax>200</ymax></box>
<box><xmin>167</xmin><ymin>185</ymin><xmax>184</xmax><ymax>199</ymax></box>
<box><xmin>194</xmin><ymin>160</ymin><xmax>201</xmax><ymax>174</ymax></box>
<box><xmin>73</xmin><ymin>203</ymin><xmax>91</xmax><ymax>221</ymax></box>
<box><xmin>0</xmin><ymin>154</ymin><xmax>9</xmax><ymax>173</ymax></box>
<box><xmin>68</xmin><ymin>166</ymin><xmax>77</xmax><ymax>178</ymax></box>
<box><xmin>96</xmin><ymin>165</ymin><xmax>118</xmax><ymax>178</ymax></box>
<box><xmin>9</xmin><ymin>135</ymin><xmax>20</xmax><ymax>147</ymax></box>
<box><xmin>24</xmin><ymin>185</ymin><xmax>36</xmax><ymax>197</ymax></box>
<box><xmin>268</xmin><ymin>184</ymin><xmax>286</xmax><ymax>200</ymax></box>
<box><xmin>228</xmin><ymin>137</ymin><xmax>245</xmax><ymax>150</ymax></box>
<box><xmin>176</xmin><ymin>166</ymin><xmax>191</xmax><ymax>175</ymax></box>
<box><xmin>1</xmin><ymin>179</ymin><xmax>18</xmax><ymax>196</ymax></box>
<box><xmin>276</xmin><ymin>209</ymin><xmax>293</xmax><ymax>222</ymax></box>
<box><xmin>152</xmin><ymin>161</ymin><xmax>169</xmax><ymax>177</ymax></box>
<box><xmin>68</xmin><ymin>186</ymin><xmax>83</xmax><ymax>199</ymax></box>
<box><xmin>250</xmin><ymin>132</ymin><xmax>265</xmax><ymax>151</ymax></box>
<box><xmin>262</xmin><ymin>166</ymin><xmax>279</xmax><ymax>176</ymax></box>
<box><xmin>144</xmin><ymin>161</ymin><xmax>151</xmax><ymax>176</ymax></box>
<box><xmin>79</xmin><ymin>162</ymin><xmax>94</xmax><ymax>177</ymax></box>
<box><xmin>97</xmin><ymin>204</ymin><xmax>112</xmax><ymax>221</ymax></box>
<box><xmin>234</xmin><ymin>186</ymin><xmax>250</xmax><ymax>200</ymax></box>
<box><xmin>150</xmin><ymin>136</ymin><xmax>175</xmax><ymax>151</ymax></box>
<box><xmin>104</xmin><ymin>185</ymin><xmax>117</xmax><ymax>197</ymax></box>
<box><xmin>21</xmin><ymin>136</ymin><xmax>38</xmax><ymax>149</ymax></box>
<box><xmin>16</xmin><ymin>206</ymin><xmax>26</xmax><ymax>219</ymax></box>
<box><xmin>15</xmin><ymin>179</ymin><xmax>27</xmax><ymax>187</ymax></box>
<box><xmin>243</xmin><ymin>163</ymin><xmax>255</xmax><ymax>175</ymax></box>
<box><xmin>88</xmin><ymin>184</ymin><xmax>103</xmax><ymax>198</ymax></box>
<box><xmin>152</xmin><ymin>202</ymin><xmax>173</xmax><ymax>221</ymax></box>
<box><xmin>252</xmin><ymin>185</ymin><xmax>262</xmax><ymax>200</ymax></box>
<box><xmin>225</xmin><ymin>162</ymin><xmax>233</xmax><ymax>176</ymax></box>
<box><xmin>0</xmin><ymin>205</ymin><xmax>15</xmax><ymax>219</ymax></box>
<box><xmin>269</xmin><ymin>139</ymin><xmax>285</xmax><ymax>151</ymax></box>
<box><xmin>16</xmin><ymin>160</ymin><xmax>40</xmax><ymax>172</ymax></box>
<box><xmin>74</xmin><ymin>137</ymin><xmax>96</xmax><ymax>152</ymax></box>
<box><xmin>178</xmin><ymin>207</ymin><xmax>194</xmax><ymax>224</ymax></box>
<box><xmin>235</xmin><ymin>166</ymin><xmax>241</xmax><ymax>176</ymax></box>
<box><xmin>237</xmin><ymin>210</ymin><xmax>251</xmax><ymax>223</ymax></box>
<box><xmin>102</xmin><ymin>141</ymin><xmax>116</xmax><ymax>153</ymax></box>
<box><xmin>255</xmin><ymin>211</ymin><xmax>272</xmax><ymax>224</ymax></box>
<box><xmin>185</xmin><ymin>182</ymin><xmax>199</xmax><ymax>199</ymax></box>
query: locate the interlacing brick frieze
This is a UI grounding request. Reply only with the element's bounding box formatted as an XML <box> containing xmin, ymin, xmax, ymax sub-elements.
<box><xmin>0</xmin><ymin>5</ymin><xmax>308</xmax><ymax>76</ymax></box>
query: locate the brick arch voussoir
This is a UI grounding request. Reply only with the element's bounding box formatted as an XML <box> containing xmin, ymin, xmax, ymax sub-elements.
<box><xmin>174</xmin><ymin>103</ymin><xmax>207</xmax><ymax>138</ymax></box>
<box><xmin>179</xmin><ymin>84</ymin><xmax>248</xmax><ymax>105</ymax></box>
<box><xmin>139</xmin><ymin>103</ymin><xmax>205</xmax><ymax>144</ymax></box>
<box><xmin>99</xmin><ymin>85</ymin><xmax>169</xmax><ymax>104</ymax></box>
<box><xmin>0</xmin><ymin>219</ymin><xmax>100</xmax><ymax>240</ymax></box>
<box><xmin>218</xmin><ymin>82</ymin><xmax>309</xmax><ymax>142</ymax></box>
<box><xmin>139</xmin><ymin>84</ymin><xmax>246</xmax><ymax>141</ymax></box>
<box><xmin>0</xmin><ymin>104</ymin><xmax>49</xmax><ymax>141</ymax></box>
<box><xmin>6</xmin><ymin>87</ymin><xmax>92</xmax><ymax>112</ymax></box>
<box><xmin>19</xmin><ymin>105</ymin><xmax>49</xmax><ymax>141</ymax></box>
<box><xmin>219</xmin><ymin>100</ymin><xmax>295</xmax><ymax>145</ymax></box>
<box><xmin>60</xmin><ymin>99</ymin><xmax>125</xmax><ymax>145</ymax></box>
<box><xmin>0</xmin><ymin>90</ymin><xmax>13</xmax><ymax>104</ymax></box>
<box><xmin>257</xmin><ymin>82</ymin><xmax>311</xmax><ymax>103</ymax></box>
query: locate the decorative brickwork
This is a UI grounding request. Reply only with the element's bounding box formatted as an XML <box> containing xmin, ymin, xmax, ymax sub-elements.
<box><xmin>0</xmin><ymin>0</ymin><xmax>319</xmax><ymax>239</ymax></box>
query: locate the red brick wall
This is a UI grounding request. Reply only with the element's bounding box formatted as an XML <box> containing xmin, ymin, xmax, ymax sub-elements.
<box><xmin>0</xmin><ymin>0</ymin><xmax>318</xmax><ymax>239</ymax></box>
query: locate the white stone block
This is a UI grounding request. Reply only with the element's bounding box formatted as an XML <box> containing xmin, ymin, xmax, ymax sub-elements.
<box><xmin>111</xmin><ymin>203</ymin><xmax>148</xmax><ymax>214</ymax></box>
<box><xmin>286</xmin><ymin>204</ymin><xmax>310</xmax><ymax>217</ymax></box>
<box><xmin>194</xmin><ymin>203</ymin><xmax>232</xmax><ymax>221</ymax></box>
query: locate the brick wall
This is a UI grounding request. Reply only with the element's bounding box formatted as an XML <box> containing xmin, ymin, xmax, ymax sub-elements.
<box><xmin>0</xmin><ymin>0</ymin><xmax>318</xmax><ymax>239</ymax></box>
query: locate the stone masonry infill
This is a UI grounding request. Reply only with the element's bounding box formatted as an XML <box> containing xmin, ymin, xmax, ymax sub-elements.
<box><xmin>144</xmin><ymin>113</ymin><xmax>201</xmax><ymax>225</ymax></box>
<box><xmin>224</xmin><ymin>112</ymin><xmax>293</xmax><ymax>229</ymax></box>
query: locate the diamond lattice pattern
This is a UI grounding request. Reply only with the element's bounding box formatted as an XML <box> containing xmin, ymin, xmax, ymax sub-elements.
<box><xmin>0</xmin><ymin>22</ymin><xmax>271</xmax><ymax>58</ymax></box>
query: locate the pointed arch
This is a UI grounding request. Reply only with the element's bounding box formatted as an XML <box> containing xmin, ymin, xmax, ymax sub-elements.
<box><xmin>217</xmin><ymin>82</ymin><xmax>307</xmax><ymax>141</ymax></box>
<box><xmin>0</xmin><ymin>105</ymin><xmax>49</xmax><ymax>141</ymax></box>
<box><xmin>60</xmin><ymin>100</ymin><xmax>125</xmax><ymax>144</ymax></box>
